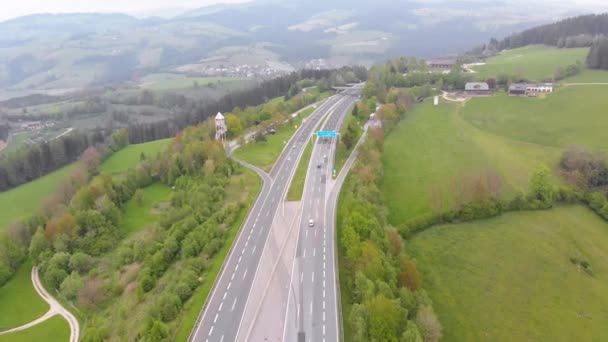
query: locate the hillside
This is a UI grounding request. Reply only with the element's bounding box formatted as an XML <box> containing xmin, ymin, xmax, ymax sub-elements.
<box><xmin>1</xmin><ymin>0</ymin><xmax>607</xmax><ymax>98</ymax></box>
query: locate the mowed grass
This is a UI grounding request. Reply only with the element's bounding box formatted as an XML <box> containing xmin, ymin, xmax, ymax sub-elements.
<box><xmin>381</xmin><ymin>100</ymin><xmax>560</xmax><ymax>225</ymax></box>
<box><xmin>0</xmin><ymin>261</ymin><xmax>48</xmax><ymax>330</ymax></box>
<box><xmin>0</xmin><ymin>164</ymin><xmax>76</xmax><ymax>232</ymax></box>
<box><xmin>101</xmin><ymin>139</ymin><xmax>171</xmax><ymax>175</ymax></box>
<box><xmin>0</xmin><ymin>316</ymin><xmax>70</xmax><ymax>342</ymax></box>
<box><xmin>462</xmin><ymin>87</ymin><xmax>608</xmax><ymax>152</ymax></box>
<box><xmin>173</xmin><ymin>167</ymin><xmax>261</xmax><ymax>341</ymax></box>
<box><xmin>563</xmin><ymin>68</ymin><xmax>608</xmax><ymax>83</ymax></box>
<box><xmin>408</xmin><ymin>206</ymin><xmax>608</xmax><ymax>342</ymax></box>
<box><xmin>120</xmin><ymin>183</ymin><xmax>172</xmax><ymax>235</ymax></box>
<box><xmin>287</xmin><ymin>139</ymin><xmax>313</xmax><ymax>201</ymax></box>
<box><xmin>234</xmin><ymin>107</ymin><xmax>316</xmax><ymax>172</ymax></box>
<box><xmin>472</xmin><ymin>45</ymin><xmax>588</xmax><ymax>80</ymax></box>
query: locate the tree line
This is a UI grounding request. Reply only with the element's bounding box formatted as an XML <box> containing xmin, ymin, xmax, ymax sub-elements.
<box><xmin>472</xmin><ymin>13</ymin><xmax>608</xmax><ymax>55</ymax></box>
<box><xmin>127</xmin><ymin>67</ymin><xmax>367</xmax><ymax>144</ymax></box>
<box><xmin>339</xmin><ymin>62</ymin><xmax>442</xmax><ymax>342</ymax></box>
<box><xmin>587</xmin><ymin>36</ymin><xmax>608</xmax><ymax>70</ymax></box>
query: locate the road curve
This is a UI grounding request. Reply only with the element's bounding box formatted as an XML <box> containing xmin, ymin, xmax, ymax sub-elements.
<box><xmin>0</xmin><ymin>267</ymin><xmax>79</xmax><ymax>342</ymax></box>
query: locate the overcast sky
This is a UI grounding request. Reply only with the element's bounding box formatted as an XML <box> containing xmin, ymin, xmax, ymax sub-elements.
<box><xmin>0</xmin><ymin>0</ymin><xmax>251</xmax><ymax>22</ymax></box>
<box><xmin>0</xmin><ymin>0</ymin><xmax>606</xmax><ymax>22</ymax></box>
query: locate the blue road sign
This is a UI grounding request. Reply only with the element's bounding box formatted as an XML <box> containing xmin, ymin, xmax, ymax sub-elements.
<box><xmin>316</xmin><ymin>130</ymin><xmax>337</xmax><ymax>138</ymax></box>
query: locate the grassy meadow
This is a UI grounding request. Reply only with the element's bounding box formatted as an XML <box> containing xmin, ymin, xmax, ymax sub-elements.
<box><xmin>120</xmin><ymin>183</ymin><xmax>172</xmax><ymax>236</ymax></box>
<box><xmin>0</xmin><ymin>164</ymin><xmax>77</xmax><ymax>233</ymax></box>
<box><xmin>381</xmin><ymin>99</ymin><xmax>560</xmax><ymax>225</ymax></box>
<box><xmin>0</xmin><ymin>316</ymin><xmax>70</xmax><ymax>342</ymax></box>
<box><xmin>462</xmin><ymin>86</ymin><xmax>608</xmax><ymax>152</ymax></box>
<box><xmin>408</xmin><ymin>206</ymin><xmax>608</xmax><ymax>342</ymax></box>
<box><xmin>139</xmin><ymin>74</ymin><xmax>247</xmax><ymax>91</ymax></box>
<box><xmin>0</xmin><ymin>261</ymin><xmax>48</xmax><ymax>330</ymax></box>
<box><xmin>100</xmin><ymin>139</ymin><xmax>172</xmax><ymax>175</ymax></box>
<box><xmin>287</xmin><ymin>139</ymin><xmax>313</xmax><ymax>201</ymax></box>
<box><xmin>234</xmin><ymin>107</ymin><xmax>316</xmax><ymax>172</ymax></box>
<box><xmin>472</xmin><ymin>45</ymin><xmax>588</xmax><ymax>80</ymax></box>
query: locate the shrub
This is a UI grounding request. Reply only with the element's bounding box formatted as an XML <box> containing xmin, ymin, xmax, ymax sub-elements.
<box><xmin>157</xmin><ymin>293</ymin><xmax>182</xmax><ymax>322</ymax></box>
<box><xmin>416</xmin><ymin>305</ymin><xmax>442</xmax><ymax>342</ymax></box>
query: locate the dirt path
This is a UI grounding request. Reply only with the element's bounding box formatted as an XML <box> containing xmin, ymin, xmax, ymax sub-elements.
<box><xmin>0</xmin><ymin>267</ymin><xmax>79</xmax><ymax>342</ymax></box>
<box><xmin>442</xmin><ymin>91</ymin><xmax>468</xmax><ymax>103</ymax></box>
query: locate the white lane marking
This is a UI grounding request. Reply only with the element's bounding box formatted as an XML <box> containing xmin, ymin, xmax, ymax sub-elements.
<box><xmin>323</xmin><ymin>311</ymin><xmax>326</xmax><ymax>322</ymax></box>
<box><xmin>209</xmin><ymin>326</ymin><xmax>214</xmax><ymax>336</ymax></box>
<box><xmin>231</xmin><ymin>272</ymin><xmax>235</xmax><ymax>280</ymax></box>
<box><xmin>252</xmin><ymin>245</ymin><xmax>257</xmax><ymax>254</ymax></box>
<box><xmin>253</xmin><ymin>222</ymin><xmax>256</xmax><ymax>228</ymax></box>
<box><xmin>310</xmin><ymin>301</ymin><xmax>313</xmax><ymax>315</ymax></box>
<box><xmin>323</xmin><ymin>325</ymin><xmax>326</xmax><ymax>335</ymax></box>
<box><xmin>324</xmin><ymin>246</ymin><xmax>326</xmax><ymax>254</ymax></box>
<box><xmin>219</xmin><ymin>302</ymin><xmax>223</xmax><ymax>312</ymax></box>
<box><xmin>323</xmin><ymin>289</ymin><xmax>326</xmax><ymax>298</ymax></box>
<box><xmin>323</xmin><ymin>301</ymin><xmax>326</xmax><ymax>310</ymax></box>
<box><xmin>243</xmin><ymin>268</ymin><xmax>248</xmax><ymax>280</ymax></box>
<box><xmin>232</xmin><ymin>297</ymin><xmax>238</xmax><ymax>311</ymax></box>
<box><xmin>323</xmin><ymin>253</ymin><xmax>326</xmax><ymax>261</ymax></box>
<box><xmin>306</xmin><ymin>230</ymin><xmax>308</xmax><ymax>238</ymax></box>
<box><xmin>313</xmin><ymin>248</ymin><xmax>316</xmax><ymax>257</ymax></box>
<box><xmin>238</xmin><ymin>255</ymin><xmax>242</xmax><ymax>264</ymax></box>
<box><xmin>227</xmin><ymin>281</ymin><xmax>231</xmax><ymax>290</ymax></box>
<box><xmin>323</xmin><ymin>280</ymin><xmax>326</xmax><ymax>288</ymax></box>
<box><xmin>214</xmin><ymin>313</ymin><xmax>218</xmax><ymax>324</ymax></box>
<box><xmin>312</xmin><ymin>271</ymin><xmax>315</xmax><ymax>283</ymax></box>
<box><xmin>300</xmin><ymin>272</ymin><xmax>304</xmax><ymax>283</ymax></box>
<box><xmin>323</xmin><ymin>270</ymin><xmax>326</xmax><ymax>278</ymax></box>
<box><xmin>223</xmin><ymin>292</ymin><xmax>227</xmax><ymax>300</ymax></box>
<box><xmin>220</xmin><ymin>335</ymin><xmax>225</xmax><ymax>342</ymax></box>
<box><xmin>303</xmin><ymin>249</ymin><xmax>306</xmax><ymax>259</ymax></box>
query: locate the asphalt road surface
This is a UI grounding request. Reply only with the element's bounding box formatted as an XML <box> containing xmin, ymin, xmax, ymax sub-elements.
<box><xmin>282</xmin><ymin>88</ymin><xmax>359</xmax><ymax>342</ymax></box>
<box><xmin>190</xmin><ymin>87</ymin><xmax>359</xmax><ymax>342</ymax></box>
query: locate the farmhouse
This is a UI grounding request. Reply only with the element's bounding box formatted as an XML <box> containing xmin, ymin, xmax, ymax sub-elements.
<box><xmin>465</xmin><ymin>82</ymin><xmax>490</xmax><ymax>95</ymax></box>
<box><xmin>509</xmin><ymin>83</ymin><xmax>554</xmax><ymax>96</ymax></box>
<box><xmin>508</xmin><ymin>83</ymin><xmax>528</xmax><ymax>96</ymax></box>
<box><xmin>526</xmin><ymin>83</ymin><xmax>553</xmax><ymax>96</ymax></box>
<box><xmin>427</xmin><ymin>59</ymin><xmax>456</xmax><ymax>70</ymax></box>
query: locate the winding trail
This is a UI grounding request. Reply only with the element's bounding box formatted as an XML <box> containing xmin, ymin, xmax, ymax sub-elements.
<box><xmin>0</xmin><ymin>267</ymin><xmax>79</xmax><ymax>342</ymax></box>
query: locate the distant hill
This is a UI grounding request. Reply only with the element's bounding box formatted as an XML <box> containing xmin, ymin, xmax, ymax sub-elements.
<box><xmin>0</xmin><ymin>0</ymin><xmax>607</xmax><ymax>98</ymax></box>
<box><xmin>470</xmin><ymin>13</ymin><xmax>608</xmax><ymax>57</ymax></box>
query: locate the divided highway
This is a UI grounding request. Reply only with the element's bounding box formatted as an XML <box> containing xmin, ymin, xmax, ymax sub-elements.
<box><xmin>189</xmin><ymin>88</ymin><xmax>358</xmax><ymax>342</ymax></box>
<box><xmin>282</xmin><ymin>88</ymin><xmax>359</xmax><ymax>342</ymax></box>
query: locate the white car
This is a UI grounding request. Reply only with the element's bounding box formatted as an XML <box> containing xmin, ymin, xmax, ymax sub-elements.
<box><xmin>308</xmin><ymin>219</ymin><xmax>314</xmax><ymax>227</ymax></box>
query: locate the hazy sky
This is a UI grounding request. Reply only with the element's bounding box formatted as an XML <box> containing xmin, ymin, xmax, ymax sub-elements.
<box><xmin>0</xmin><ymin>0</ymin><xmax>251</xmax><ymax>22</ymax></box>
<box><xmin>1</xmin><ymin>0</ymin><xmax>606</xmax><ymax>22</ymax></box>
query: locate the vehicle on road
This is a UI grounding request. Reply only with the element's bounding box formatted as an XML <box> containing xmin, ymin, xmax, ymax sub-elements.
<box><xmin>317</xmin><ymin>163</ymin><xmax>322</xmax><ymax>169</ymax></box>
<box><xmin>308</xmin><ymin>219</ymin><xmax>314</xmax><ymax>227</ymax></box>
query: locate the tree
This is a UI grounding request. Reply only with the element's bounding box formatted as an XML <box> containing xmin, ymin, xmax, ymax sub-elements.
<box><xmin>134</xmin><ymin>189</ymin><xmax>145</xmax><ymax>206</ymax></box>
<box><xmin>401</xmin><ymin>321</ymin><xmax>424</xmax><ymax>342</ymax></box>
<box><xmin>415</xmin><ymin>306</ymin><xmax>442</xmax><ymax>342</ymax></box>
<box><xmin>29</xmin><ymin>228</ymin><xmax>49</xmax><ymax>263</ymax></box>
<box><xmin>60</xmin><ymin>272</ymin><xmax>84</xmax><ymax>300</ymax></box>
<box><xmin>350</xmin><ymin>303</ymin><xmax>369</xmax><ymax>341</ymax></box>
<box><xmin>69</xmin><ymin>252</ymin><xmax>94</xmax><ymax>274</ymax></box>
<box><xmin>225</xmin><ymin>113</ymin><xmax>243</xmax><ymax>138</ymax></box>
<box><xmin>366</xmin><ymin>295</ymin><xmax>402</xmax><ymax>342</ymax></box>
<box><xmin>399</xmin><ymin>257</ymin><xmax>421</xmax><ymax>291</ymax></box>
<box><xmin>146</xmin><ymin>320</ymin><xmax>169</xmax><ymax>342</ymax></box>
<box><xmin>486</xmin><ymin>78</ymin><xmax>496</xmax><ymax>89</ymax></box>
<box><xmin>80</xmin><ymin>147</ymin><xmax>102</xmax><ymax>175</ymax></box>
<box><xmin>529</xmin><ymin>164</ymin><xmax>556</xmax><ymax>204</ymax></box>
<box><xmin>587</xmin><ymin>36</ymin><xmax>608</xmax><ymax>70</ymax></box>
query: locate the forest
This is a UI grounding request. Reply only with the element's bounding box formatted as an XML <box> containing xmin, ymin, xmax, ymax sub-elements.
<box><xmin>587</xmin><ymin>36</ymin><xmax>608</xmax><ymax>70</ymax></box>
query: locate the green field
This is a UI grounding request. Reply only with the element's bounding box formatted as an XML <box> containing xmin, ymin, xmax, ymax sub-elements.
<box><xmin>0</xmin><ymin>316</ymin><xmax>70</xmax><ymax>342</ymax></box>
<box><xmin>101</xmin><ymin>139</ymin><xmax>171</xmax><ymax>175</ymax></box>
<box><xmin>140</xmin><ymin>74</ymin><xmax>247</xmax><ymax>91</ymax></box>
<box><xmin>234</xmin><ymin>107</ymin><xmax>316</xmax><ymax>172</ymax></box>
<box><xmin>408</xmin><ymin>206</ymin><xmax>608</xmax><ymax>342</ymax></box>
<box><xmin>120</xmin><ymin>183</ymin><xmax>172</xmax><ymax>235</ymax></box>
<box><xmin>382</xmin><ymin>100</ymin><xmax>560</xmax><ymax>225</ymax></box>
<box><xmin>173</xmin><ymin>167</ymin><xmax>261</xmax><ymax>341</ymax></box>
<box><xmin>563</xmin><ymin>68</ymin><xmax>608</xmax><ymax>83</ymax></box>
<box><xmin>462</xmin><ymin>86</ymin><xmax>608</xmax><ymax>152</ymax></box>
<box><xmin>0</xmin><ymin>164</ymin><xmax>76</xmax><ymax>232</ymax></box>
<box><xmin>0</xmin><ymin>262</ymin><xmax>48</xmax><ymax>331</ymax></box>
<box><xmin>287</xmin><ymin>139</ymin><xmax>313</xmax><ymax>201</ymax></box>
<box><xmin>472</xmin><ymin>45</ymin><xmax>588</xmax><ymax>80</ymax></box>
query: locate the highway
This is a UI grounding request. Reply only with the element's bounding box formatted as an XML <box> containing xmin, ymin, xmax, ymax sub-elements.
<box><xmin>189</xmin><ymin>88</ymin><xmax>359</xmax><ymax>342</ymax></box>
<box><xmin>282</xmin><ymin>88</ymin><xmax>359</xmax><ymax>342</ymax></box>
